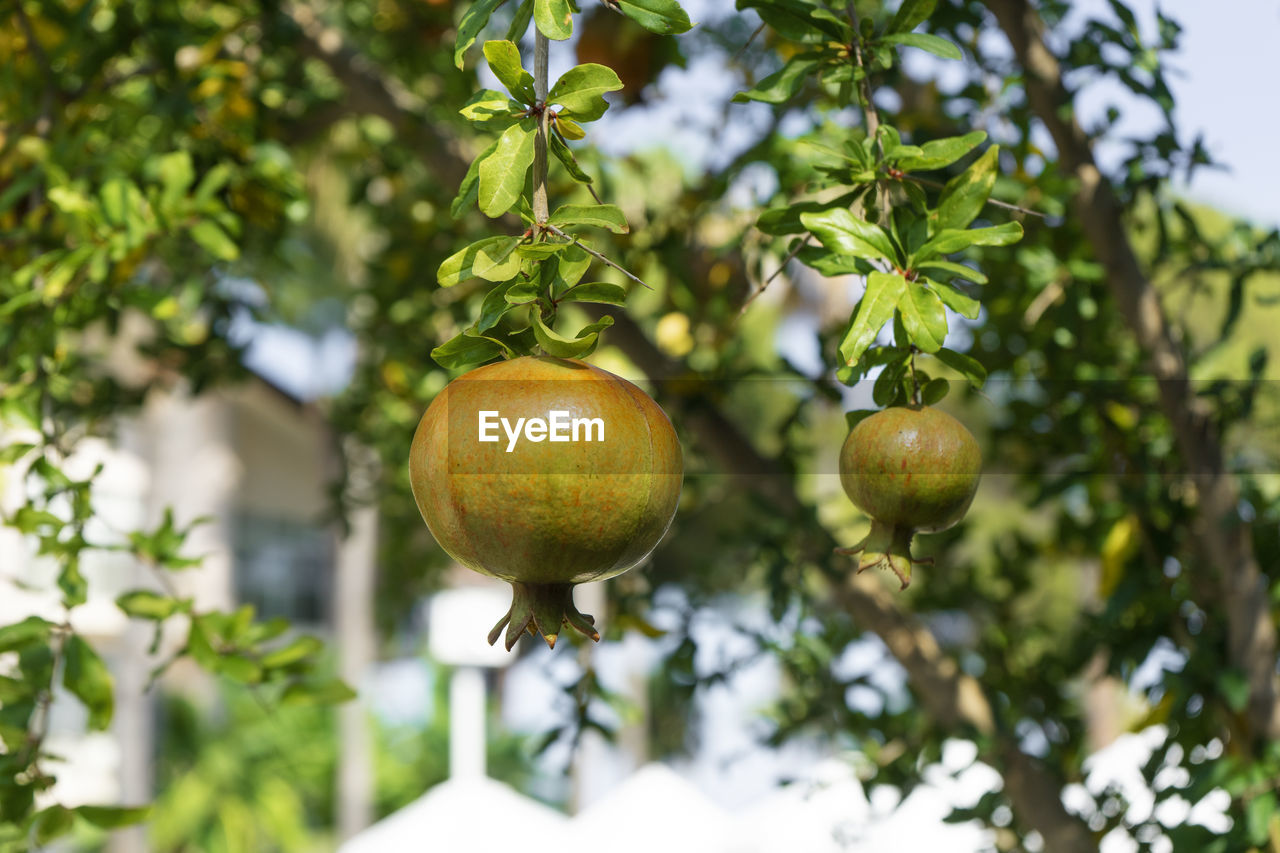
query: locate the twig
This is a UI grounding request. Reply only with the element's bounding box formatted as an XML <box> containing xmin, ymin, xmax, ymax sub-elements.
<box><xmin>544</xmin><ymin>223</ymin><xmax>652</xmax><ymax>289</ymax></box>
<box><xmin>905</xmin><ymin>174</ymin><xmax>1047</xmax><ymax>218</ymax></box>
<box><xmin>732</xmin><ymin>23</ymin><xmax>767</xmax><ymax>63</ymax></box>
<box><xmin>847</xmin><ymin>6</ymin><xmax>880</xmax><ymax>143</ymax></box>
<box><xmin>739</xmin><ymin>233</ymin><xmax>812</xmax><ymax>316</ymax></box>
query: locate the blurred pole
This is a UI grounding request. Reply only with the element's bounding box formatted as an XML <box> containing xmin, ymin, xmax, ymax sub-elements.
<box><xmin>335</xmin><ymin>456</ymin><xmax>378</xmax><ymax>840</ymax></box>
<box><xmin>449</xmin><ymin>667</ymin><xmax>487</xmax><ymax>779</ymax></box>
<box><xmin>570</xmin><ymin>582</ymin><xmax>607</xmax><ymax>813</ymax></box>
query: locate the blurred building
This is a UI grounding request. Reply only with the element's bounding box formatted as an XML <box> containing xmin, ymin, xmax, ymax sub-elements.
<box><xmin>0</xmin><ymin>372</ymin><xmax>368</xmax><ymax>851</ymax></box>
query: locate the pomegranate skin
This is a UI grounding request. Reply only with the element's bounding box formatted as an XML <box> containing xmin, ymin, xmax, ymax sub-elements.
<box><xmin>409</xmin><ymin>356</ymin><xmax>683</xmax><ymax>648</ymax></box>
<box><xmin>839</xmin><ymin>405</ymin><xmax>981</xmax><ymax>533</ymax></box>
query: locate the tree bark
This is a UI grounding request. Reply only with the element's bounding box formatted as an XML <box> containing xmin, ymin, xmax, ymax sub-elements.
<box><xmin>983</xmin><ymin>0</ymin><xmax>1279</xmax><ymax>746</ymax></box>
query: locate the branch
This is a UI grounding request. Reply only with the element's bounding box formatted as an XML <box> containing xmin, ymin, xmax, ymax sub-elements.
<box><xmin>544</xmin><ymin>224</ymin><xmax>653</xmax><ymax>289</ymax></box>
<box><xmin>583</xmin><ymin>307</ymin><xmax>1095</xmax><ymax>851</ymax></box>
<box><xmin>532</xmin><ymin>31</ymin><xmax>551</xmax><ymax>225</ymax></box>
<box><xmin>985</xmin><ymin>0</ymin><xmax>1279</xmax><ymax>746</ymax></box>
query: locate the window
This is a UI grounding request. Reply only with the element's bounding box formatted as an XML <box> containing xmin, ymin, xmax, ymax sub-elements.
<box><xmin>233</xmin><ymin>513</ymin><xmax>333</xmax><ymax>625</ymax></box>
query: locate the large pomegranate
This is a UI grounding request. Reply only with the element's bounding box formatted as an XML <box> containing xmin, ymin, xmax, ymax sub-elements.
<box><xmin>410</xmin><ymin>356</ymin><xmax>683</xmax><ymax>649</ymax></box>
<box><xmin>837</xmin><ymin>405</ymin><xmax>981</xmax><ymax>589</ymax></box>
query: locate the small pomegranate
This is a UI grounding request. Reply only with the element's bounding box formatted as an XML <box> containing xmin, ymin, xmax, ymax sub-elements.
<box><xmin>410</xmin><ymin>357</ymin><xmax>682</xmax><ymax>649</ymax></box>
<box><xmin>837</xmin><ymin>405</ymin><xmax>981</xmax><ymax>589</ymax></box>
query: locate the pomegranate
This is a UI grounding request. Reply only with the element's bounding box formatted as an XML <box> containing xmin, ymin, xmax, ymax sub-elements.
<box><xmin>837</xmin><ymin>405</ymin><xmax>981</xmax><ymax>589</ymax></box>
<box><xmin>410</xmin><ymin>356</ymin><xmax>682</xmax><ymax>649</ymax></box>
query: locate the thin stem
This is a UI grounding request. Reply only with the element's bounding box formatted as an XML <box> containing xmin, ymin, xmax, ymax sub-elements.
<box><xmin>847</xmin><ymin>6</ymin><xmax>880</xmax><ymax>144</ymax></box>
<box><xmin>544</xmin><ymin>223</ymin><xmax>653</xmax><ymax>289</ymax></box>
<box><xmin>732</xmin><ymin>23</ymin><xmax>767</xmax><ymax>62</ymax></box>
<box><xmin>738</xmin><ymin>233</ymin><xmax>812</xmax><ymax>317</ymax></box>
<box><xmin>532</xmin><ymin>30</ymin><xmax>551</xmax><ymax>225</ymax></box>
<box><xmin>847</xmin><ymin>4</ymin><xmax>891</xmax><ymax>226</ymax></box>
<box><xmin>904</xmin><ymin>174</ymin><xmax>1046</xmax><ymax>218</ymax></box>
<box><xmin>909</xmin><ymin>348</ymin><xmax>922</xmax><ymax>405</ymax></box>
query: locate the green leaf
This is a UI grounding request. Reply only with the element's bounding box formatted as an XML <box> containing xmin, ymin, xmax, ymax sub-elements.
<box><xmin>515</xmin><ymin>241</ymin><xmax>572</xmax><ymax>258</ymax></box>
<box><xmin>916</xmin><ymin>221</ymin><xmax>1023</xmax><ymax>260</ymax></box>
<box><xmin>532</xmin><ymin>313</ymin><xmax>613</xmax><ymax>358</ymax></box>
<box><xmin>889</xmin><ymin>0</ymin><xmax>937</xmax><ymax>34</ymax></box>
<box><xmin>934</xmin><ymin>347</ymin><xmax>987</xmax><ymax>388</ymax></box>
<box><xmin>1246</xmin><ymin>791</ymin><xmax>1278</xmax><ymax>845</ymax></box>
<box><xmin>99</xmin><ymin>178</ymin><xmax>149</xmax><ymax>241</ymax></box>
<box><xmin>219</xmin><ymin>654</ymin><xmax>264</xmax><ymax>684</ymax></box>
<box><xmin>550</xmin><ymin>131</ymin><xmax>593</xmax><ymax>184</ymax></box>
<box><xmin>931</xmin><ymin>278</ymin><xmax>980</xmax><ymax>319</ymax></box>
<box><xmin>261</xmin><ymin>635</ymin><xmax>324</xmax><ymax>669</ymax></box>
<box><xmin>838</xmin><ymin>271</ymin><xmax>905</xmax><ymax>366</ymax></box>
<box><xmin>0</xmin><ymin>616</ymin><xmax>53</xmax><ymax>653</ymax></box>
<box><xmin>452</xmin><ymin>139</ymin><xmax>499</xmax><ymax>217</ymax></box>
<box><xmin>615</xmin><ymin>0</ymin><xmax>692</xmax><ymax>34</ymax></box>
<box><xmin>0</xmin><ymin>442</ymin><xmax>35</xmax><ymax>464</ymax></box>
<box><xmin>432</xmin><ymin>332</ymin><xmax>505</xmax><ymax>369</ymax></box>
<box><xmin>915</xmin><ymin>260</ymin><xmax>987</xmax><ymax>284</ymax></box>
<box><xmin>898</xmin><ymin>282</ymin><xmax>948</xmax><ymax>352</ymax></box>
<box><xmin>801</xmin><ymin>208</ymin><xmax>898</xmax><ymax>264</ymax></box>
<box><xmin>58</xmin><ymin>560</ymin><xmax>88</xmax><ymax>609</ymax></box>
<box><xmin>507</xmin><ymin>0</ymin><xmax>534</xmax><ymax>40</ymax></box>
<box><xmin>477</xmin><ymin>282</ymin><xmax>518</xmax><ymax>332</ymax></box>
<box><xmin>35</xmin><ymin>805</ymin><xmax>75</xmax><ymax>845</ymax></box>
<box><xmin>758</xmin><ymin>192</ymin><xmax>860</xmax><ymax>235</ymax></box>
<box><xmin>921</xmin><ymin>377</ymin><xmax>950</xmax><ymax>405</ymax></box>
<box><xmin>894</xmin><ymin>131</ymin><xmax>987</xmax><ymax>171</ymax></box>
<box><xmin>556</xmin><ymin>116</ymin><xmax>585</xmax><ymax>140</ymax></box>
<box><xmin>881</xmin><ymin>32</ymin><xmax>962</xmax><ymax>60</ymax></box>
<box><xmin>282</xmin><ymin>678</ymin><xmax>357</xmax><ymax>706</ymax></box>
<box><xmin>548</xmin><ymin>203</ymin><xmax>628</xmax><ymax>233</ymax></box>
<box><xmin>190</xmin><ymin>220</ymin><xmax>239</xmax><ymax>261</ymax></box>
<box><xmin>116</xmin><ymin>590</ymin><xmax>181</xmax><ymax>620</ymax></box>
<box><xmin>877</xmin><ymin>125</ymin><xmax>903</xmax><ymax>158</ymax></box>
<box><xmin>558</xmin><ymin>282</ymin><xmax>627</xmax><ymax>305</ymax></box>
<box><xmin>733</xmin><ymin>56</ymin><xmax>819</xmax><ymax>104</ymax></box>
<box><xmin>455</xmin><ymin>0</ymin><xmax>507</xmax><ymax>68</ymax></box>
<box><xmin>64</xmin><ymin>634</ymin><xmax>114</xmax><ymax>731</ymax></box>
<box><xmin>1218</xmin><ymin>670</ymin><xmax>1250</xmax><ymax>713</ymax></box>
<box><xmin>534</xmin><ymin>0</ymin><xmax>574</xmax><ymax>40</ymax></box>
<box><xmin>482</xmin><ymin>41</ymin><xmax>537</xmax><ymax>103</ymax></box>
<box><xmin>193</xmin><ymin>163</ymin><xmax>233</xmax><ymax>204</ymax></box>
<box><xmin>437</xmin><ymin>236</ymin><xmax>520</xmax><ymax>286</ymax></box>
<box><xmin>505</xmin><ymin>280</ymin><xmax>540</xmax><ymax>304</ymax></box>
<box><xmin>935</xmin><ymin>145</ymin><xmax>998</xmax><ymax>230</ymax></box>
<box><xmin>460</xmin><ymin>89</ymin><xmax>524</xmax><ymax>126</ymax></box>
<box><xmin>797</xmin><ymin>247</ymin><xmax>865</xmax><ymax>277</ymax></box>
<box><xmin>152</xmin><ymin>150</ymin><xmax>195</xmax><ymax>216</ymax></box>
<box><xmin>478</xmin><ymin>121</ymin><xmax>537</xmax><ymax>217</ymax></box>
<box><xmin>549</xmin><ymin>64</ymin><xmax>623</xmax><ymax>121</ymax></box>
<box><xmin>873</xmin><ymin>359</ymin><xmax>909</xmax><ymax>407</ymax></box>
<box><xmin>736</xmin><ymin>0</ymin><xmax>842</xmax><ymax>40</ymax></box>
<box><xmin>549</xmin><ymin>245</ymin><xmax>593</xmax><ymax>291</ymax></box>
<box><xmin>76</xmin><ymin>805</ymin><xmax>151</xmax><ymax>829</ymax></box>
